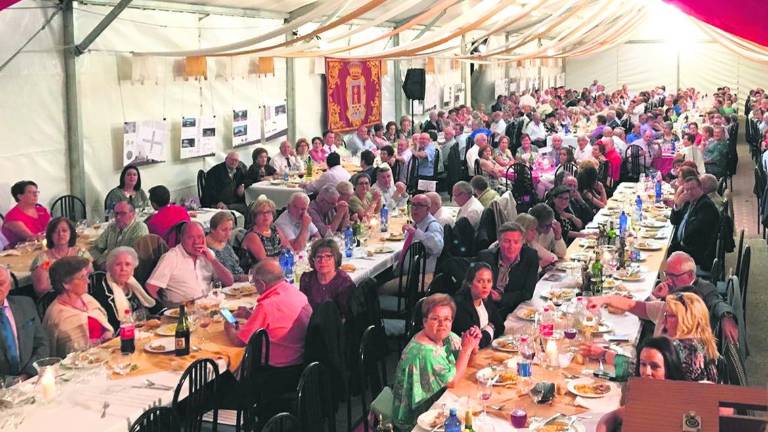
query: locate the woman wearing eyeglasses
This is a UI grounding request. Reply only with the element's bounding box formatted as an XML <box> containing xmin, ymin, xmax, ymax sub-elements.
<box><xmin>392</xmin><ymin>294</ymin><xmax>481</xmax><ymax>431</ymax></box>
<box><xmin>298</xmin><ymin>238</ymin><xmax>354</xmax><ymax>317</ymax></box>
<box><xmin>451</xmin><ymin>262</ymin><xmax>504</xmax><ymax>349</ymax></box>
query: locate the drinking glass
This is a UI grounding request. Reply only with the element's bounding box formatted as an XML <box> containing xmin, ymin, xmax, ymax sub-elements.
<box><xmin>212</xmin><ymin>280</ymin><xmax>223</xmax><ymax>299</ymax></box>
<box><xmin>196</xmin><ymin>308</ymin><xmax>212</xmax><ymax>347</ymax></box>
<box><xmin>476</xmin><ymin>379</ymin><xmax>493</xmax><ymax>421</ymax></box>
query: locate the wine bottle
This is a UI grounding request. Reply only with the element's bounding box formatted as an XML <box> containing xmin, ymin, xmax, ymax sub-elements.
<box><xmin>175</xmin><ymin>304</ymin><xmax>190</xmax><ymax>356</ymax></box>
<box><xmin>463</xmin><ymin>409</ymin><xmax>475</xmax><ymax>432</ymax></box>
<box><xmin>591</xmin><ymin>251</ymin><xmax>603</xmax><ymax>296</ymax></box>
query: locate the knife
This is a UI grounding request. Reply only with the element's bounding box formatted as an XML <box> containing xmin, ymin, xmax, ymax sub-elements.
<box><xmin>532</xmin><ymin>413</ymin><xmax>563</xmax><ymax>430</ymax></box>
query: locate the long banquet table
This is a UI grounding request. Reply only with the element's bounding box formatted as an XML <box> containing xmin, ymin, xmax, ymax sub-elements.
<box><xmin>413</xmin><ymin>182</ymin><xmax>675</xmax><ymax>432</ymax></box>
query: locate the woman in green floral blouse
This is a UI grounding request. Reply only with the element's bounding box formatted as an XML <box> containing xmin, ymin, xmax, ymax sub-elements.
<box><xmin>392</xmin><ymin>294</ymin><xmax>481</xmax><ymax>430</ymax></box>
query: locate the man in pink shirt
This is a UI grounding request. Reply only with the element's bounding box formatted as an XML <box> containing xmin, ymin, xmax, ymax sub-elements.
<box><xmin>144</xmin><ymin>185</ymin><xmax>190</xmax><ymax>244</ymax></box>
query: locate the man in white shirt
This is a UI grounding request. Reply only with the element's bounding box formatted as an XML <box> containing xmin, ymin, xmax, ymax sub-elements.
<box><xmin>426</xmin><ymin>191</ymin><xmax>454</xmax><ymax>227</ymax></box>
<box><xmin>147</xmin><ymin>222</ymin><xmax>234</xmax><ymax>306</ymax></box>
<box><xmin>602</xmin><ymin>127</ymin><xmax>626</xmax><ymax>157</ymax></box>
<box><xmin>274</xmin><ymin>192</ymin><xmax>320</xmax><ymax>252</ymax></box>
<box><xmin>439</xmin><ymin>125</ymin><xmax>458</xmax><ymax>170</ymax></box>
<box><xmin>519</xmin><ymin>91</ymin><xmax>536</xmax><ymax>108</ymax></box>
<box><xmin>573</xmin><ymin>135</ymin><xmax>593</xmax><ymax>162</ymax></box>
<box><xmin>524</xmin><ymin>112</ymin><xmax>547</xmax><ymax>147</ymax></box>
<box><xmin>528</xmin><ymin>203</ymin><xmax>567</xmax><ymax>262</ymax></box>
<box><xmin>323</xmin><ymin>130</ymin><xmax>339</xmax><ymax>154</ymax></box>
<box><xmin>466</xmin><ymin>133</ymin><xmax>489</xmax><ymax>176</ymax></box>
<box><xmin>347</xmin><ymin>125</ymin><xmax>376</xmax><ymax>156</ymax></box>
<box><xmin>270</xmin><ymin>140</ymin><xmax>300</xmax><ymax>176</ymax></box>
<box><xmin>395</xmin><ymin>137</ymin><xmax>413</xmax><ymax>184</ymax></box>
<box><xmin>371</xmin><ymin>165</ymin><xmax>408</xmax><ymax>210</ymax></box>
<box><xmin>452</xmin><ymin>181</ymin><xmax>483</xmax><ymax>228</ymax></box>
<box><xmin>490</xmin><ymin>111</ymin><xmax>507</xmax><ymax>142</ymax></box>
<box><xmin>302</xmin><ymin>152</ymin><xmax>350</xmax><ymax>194</ymax></box>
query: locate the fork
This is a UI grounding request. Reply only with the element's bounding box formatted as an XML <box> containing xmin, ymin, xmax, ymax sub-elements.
<box><xmin>101</xmin><ymin>401</ymin><xmax>110</xmax><ymax>418</ymax></box>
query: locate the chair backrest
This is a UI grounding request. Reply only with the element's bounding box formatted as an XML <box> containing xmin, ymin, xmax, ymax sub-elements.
<box><xmin>452</xmin><ymin>217</ymin><xmax>476</xmax><ymax>257</ymax></box>
<box><xmin>164</xmin><ymin>221</ymin><xmax>188</xmax><ymax>248</ymax></box>
<box><xmin>426</xmin><ymin>272</ymin><xmax>459</xmax><ymax>296</ymax></box>
<box><xmin>431</xmin><ymin>146</ymin><xmax>441</xmax><ymax>178</ymax></box>
<box><xmin>239</xmin><ymin>328</ymin><xmax>270</xmax><ymax>386</ymax></box>
<box><xmin>304</xmin><ymin>301</ymin><xmax>346</xmax><ymax>408</ymax></box>
<box><xmin>358</xmin><ymin>325</ymin><xmax>389</xmax><ymax>432</ymax></box>
<box><xmin>130</xmin><ymin>406</ymin><xmax>180</xmax><ymax>432</ymax></box>
<box><xmin>623</xmin><ymin>144</ymin><xmax>647</xmax><ymax>181</ymax></box>
<box><xmin>554</xmin><ymin>162</ymin><xmax>578</xmax><ymax>181</ymax></box>
<box><xmin>262</xmin><ymin>412</ymin><xmax>301</xmax><ymax>432</ymax></box>
<box><xmin>296</xmin><ymin>362</ymin><xmax>336</xmax><ymax>432</ymax></box>
<box><xmin>445</xmin><ymin>144</ymin><xmax>463</xmax><ymax>192</ymax></box>
<box><xmin>172</xmin><ymin>358</ymin><xmax>220</xmax><ymax>432</ymax></box>
<box><xmin>133</xmin><ymin>234</ymin><xmax>169</xmax><ymax>286</ymax></box>
<box><xmin>37</xmin><ymin>290</ymin><xmax>57</xmax><ymax>320</ymax></box>
<box><xmin>197</xmin><ymin>169</ymin><xmax>206</xmax><ymax>202</ymax></box>
<box><xmin>51</xmin><ymin>195</ymin><xmax>86</xmax><ymax>222</ymax></box>
<box><xmin>394</xmin><ymin>241</ymin><xmax>428</xmax><ymax>321</ymax></box>
<box><xmin>509</xmin><ymin>162</ymin><xmax>536</xmax><ymax>213</ymax></box>
<box><xmin>408</xmin><ymin>297</ymin><xmax>426</xmax><ymax>339</ymax></box>
<box><xmin>473</xmin><ymin>158</ymin><xmax>482</xmax><ymax>176</ymax></box>
<box><xmin>735</xmin><ymin>229</ymin><xmax>745</xmax><ymax>277</ymax></box>
<box><xmin>405</xmin><ymin>158</ymin><xmax>419</xmax><ymax>194</ymax></box>
<box><xmin>738</xmin><ymin>245</ymin><xmax>751</xmax><ymax>327</ymax></box>
<box><xmin>391</xmin><ymin>159</ymin><xmax>402</xmax><ymax>182</ymax></box>
<box><xmin>474</xmin><ymin>207</ymin><xmax>497</xmax><ymax>252</ymax></box>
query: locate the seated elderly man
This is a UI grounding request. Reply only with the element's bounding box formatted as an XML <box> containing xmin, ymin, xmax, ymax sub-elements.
<box><xmin>670</xmin><ymin>176</ymin><xmax>720</xmax><ymax>271</ymax></box>
<box><xmin>587</xmin><ymin>251</ymin><xmax>739</xmax><ymax>344</ymax></box>
<box><xmin>573</xmin><ymin>134</ymin><xmax>592</xmax><ymax>162</ymax></box>
<box><xmin>703</xmin><ymin>126</ymin><xmax>728</xmax><ymax>178</ymax></box>
<box><xmin>274</xmin><ymin>192</ymin><xmax>320</xmax><ymax>252</ymax></box>
<box><xmin>470</xmin><ymin>175</ymin><xmax>498</xmax><ymax>208</ymax></box>
<box><xmin>528</xmin><ymin>203</ymin><xmax>567</xmax><ymax>265</ymax></box>
<box><xmin>700</xmin><ymin>173</ymin><xmax>725</xmax><ymax>212</ymax></box>
<box><xmin>90</xmin><ymin>201</ymin><xmax>149</xmax><ymax>268</ymax></box>
<box><xmin>524</xmin><ymin>112</ymin><xmax>547</xmax><ymax>147</ymax></box>
<box><xmin>466</xmin><ymin>133</ymin><xmax>489</xmax><ymax>175</ymax></box>
<box><xmin>425</xmin><ymin>191</ymin><xmax>454</xmax><ymax>227</ymax></box>
<box><xmin>0</xmin><ymin>266</ymin><xmax>49</xmax><ymax>382</ymax></box>
<box><xmin>202</xmin><ymin>151</ymin><xmax>248</xmax><ymax>215</ymax></box>
<box><xmin>270</xmin><ymin>140</ymin><xmax>301</xmax><ymax>176</ymax></box>
<box><xmin>452</xmin><ymin>181</ymin><xmax>484</xmax><ymax>228</ymax></box>
<box><xmin>412</xmin><ymin>133</ymin><xmax>437</xmax><ymax>178</ymax></box>
<box><xmin>308</xmin><ymin>184</ymin><xmax>349</xmax><ymax>238</ymax></box>
<box><xmin>146</xmin><ymin>222</ymin><xmax>234</xmax><ymax>306</ymax></box>
<box><xmin>302</xmin><ymin>152</ymin><xmax>351</xmax><ymax>194</ymax></box>
<box><xmin>372</xmin><ymin>165</ymin><xmax>408</xmax><ymax>210</ymax></box>
<box><xmin>347</xmin><ymin>125</ymin><xmax>377</xmax><ymax>156</ymax></box>
<box><xmin>439</xmin><ymin>125</ymin><xmax>458</xmax><ymax>164</ymax></box>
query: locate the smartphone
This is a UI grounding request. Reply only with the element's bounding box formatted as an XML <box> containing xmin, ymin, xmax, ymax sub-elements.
<box><xmin>606</xmin><ymin>334</ymin><xmax>631</xmax><ymax>342</ymax></box>
<box><xmin>219</xmin><ymin>308</ymin><xmax>238</xmax><ymax>328</ymax></box>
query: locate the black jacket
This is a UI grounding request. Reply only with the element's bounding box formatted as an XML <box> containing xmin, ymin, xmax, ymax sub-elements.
<box><xmin>670</xmin><ymin>195</ymin><xmax>720</xmax><ymax>271</ymax></box>
<box><xmin>475</xmin><ymin>245</ymin><xmax>539</xmax><ymax>316</ymax></box>
<box><xmin>202</xmin><ymin>161</ymin><xmax>248</xmax><ymax>208</ymax></box>
<box><xmin>452</xmin><ymin>290</ymin><xmax>504</xmax><ymax>348</ymax></box>
<box><xmin>679</xmin><ymin>278</ymin><xmax>734</xmax><ymax>333</ymax></box>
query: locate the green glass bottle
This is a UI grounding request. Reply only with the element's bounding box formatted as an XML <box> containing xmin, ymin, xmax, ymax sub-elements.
<box><xmin>174</xmin><ymin>304</ymin><xmax>190</xmax><ymax>356</ymax></box>
<box><xmin>591</xmin><ymin>251</ymin><xmax>603</xmax><ymax>295</ymax></box>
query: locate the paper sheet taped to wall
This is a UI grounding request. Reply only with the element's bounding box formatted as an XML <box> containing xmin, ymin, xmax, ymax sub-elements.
<box><xmin>123</xmin><ymin>120</ymin><xmax>169</xmax><ymax>166</ymax></box>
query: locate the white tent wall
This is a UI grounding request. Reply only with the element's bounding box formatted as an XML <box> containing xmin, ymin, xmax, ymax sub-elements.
<box><xmin>0</xmin><ymin>2</ymin><xmax>68</xmax><ymax>214</ymax></box>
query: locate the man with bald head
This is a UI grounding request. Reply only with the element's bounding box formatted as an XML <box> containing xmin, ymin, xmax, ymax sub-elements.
<box><xmin>147</xmin><ymin>221</ymin><xmax>234</xmax><ymax>306</ymax></box>
<box><xmin>275</xmin><ymin>192</ymin><xmax>320</xmax><ymax>251</ymax></box>
<box><xmin>202</xmin><ymin>151</ymin><xmax>249</xmax><ymax>215</ymax></box>
<box><xmin>588</xmin><ymin>251</ymin><xmax>738</xmax><ymax>343</ymax></box>
<box><xmin>412</xmin><ymin>133</ymin><xmax>437</xmax><ymax>177</ymax></box>
<box><xmin>347</xmin><ymin>125</ymin><xmax>376</xmax><ymax>156</ymax></box>
<box><xmin>466</xmin><ymin>133</ymin><xmax>489</xmax><ymax>175</ymax></box>
<box><xmin>308</xmin><ymin>184</ymin><xmax>349</xmax><ymax>238</ymax></box>
<box><xmin>270</xmin><ymin>140</ymin><xmax>300</xmax><ymax>176</ymax></box>
<box><xmin>0</xmin><ymin>267</ymin><xmax>49</xmax><ymax>382</ymax></box>
<box><xmin>425</xmin><ymin>191</ymin><xmax>454</xmax><ymax>227</ymax></box>
<box><xmin>90</xmin><ymin>200</ymin><xmax>149</xmax><ymax>268</ymax></box>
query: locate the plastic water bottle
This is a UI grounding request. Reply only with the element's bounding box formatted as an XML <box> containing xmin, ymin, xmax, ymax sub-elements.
<box><xmin>344</xmin><ymin>226</ymin><xmax>354</xmax><ymax>258</ymax></box>
<box><xmin>634</xmin><ymin>195</ymin><xmax>643</xmax><ymax>224</ymax></box>
<box><xmin>380</xmin><ymin>204</ymin><xmax>389</xmax><ymax>233</ymax></box>
<box><xmin>619</xmin><ymin>211</ymin><xmax>628</xmax><ymax>236</ymax></box>
<box><xmin>283</xmin><ymin>170</ymin><xmax>289</xmax><ymax>182</ymax></box>
<box><xmin>517</xmin><ymin>336</ymin><xmax>534</xmax><ymax>379</ymax></box>
<box><xmin>444</xmin><ymin>408</ymin><xmax>461</xmax><ymax>432</ymax></box>
<box><xmin>655</xmin><ymin>175</ymin><xmax>663</xmax><ymax>204</ymax></box>
<box><xmin>539</xmin><ymin>307</ymin><xmax>554</xmax><ymax>338</ymax></box>
<box><xmin>573</xmin><ymin>297</ymin><xmax>587</xmax><ymax>324</ymax></box>
<box><xmin>279</xmin><ymin>249</ymin><xmax>294</xmax><ymax>282</ymax></box>
<box><xmin>671</xmin><ymin>138</ymin><xmax>676</xmax><ymax>153</ymax></box>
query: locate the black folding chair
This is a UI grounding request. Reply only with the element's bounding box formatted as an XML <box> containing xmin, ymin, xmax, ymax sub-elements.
<box><xmin>508</xmin><ymin>162</ymin><xmax>537</xmax><ymax>214</ymax></box>
<box><xmin>225</xmin><ymin>329</ymin><xmax>270</xmax><ymax>432</ymax></box>
<box><xmin>130</xmin><ymin>406</ymin><xmax>180</xmax><ymax>432</ymax></box>
<box><xmin>357</xmin><ymin>325</ymin><xmax>389</xmax><ymax>432</ymax></box>
<box><xmin>197</xmin><ymin>170</ymin><xmax>206</xmax><ymax>203</ymax></box>
<box><xmin>172</xmin><ymin>358</ymin><xmax>220</xmax><ymax>432</ymax></box>
<box><xmin>739</xmin><ymin>246</ymin><xmax>751</xmax><ymax>328</ymax></box>
<box><xmin>408</xmin><ymin>297</ymin><xmax>426</xmax><ymax>339</ymax></box>
<box><xmin>261</xmin><ymin>413</ymin><xmax>301</xmax><ymax>432</ymax></box>
<box><xmin>735</xmin><ymin>229</ymin><xmax>745</xmax><ymax>277</ymax></box>
<box><xmin>622</xmin><ymin>144</ymin><xmax>648</xmax><ymax>183</ymax></box>
<box><xmin>51</xmin><ymin>195</ymin><xmax>86</xmax><ymax>222</ymax></box>
<box><xmin>554</xmin><ymin>162</ymin><xmax>578</xmax><ymax>180</ymax></box>
<box><xmin>296</xmin><ymin>362</ymin><xmax>336</xmax><ymax>432</ymax></box>
<box><xmin>474</xmin><ymin>207</ymin><xmax>496</xmax><ymax>252</ymax></box>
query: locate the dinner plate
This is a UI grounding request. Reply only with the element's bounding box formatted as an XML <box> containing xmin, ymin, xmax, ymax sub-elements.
<box><xmin>491</xmin><ymin>335</ymin><xmax>520</xmax><ymax>353</ymax></box>
<box><xmin>541</xmin><ymin>288</ymin><xmax>578</xmax><ymax>302</ymax></box>
<box><xmin>555</xmin><ymin>261</ymin><xmax>582</xmax><ymax>270</ymax></box>
<box><xmin>641</xmin><ymin>220</ymin><xmax>666</xmax><ymax>228</ymax></box>
<box><xmin>515</xmin><ymin>307</ymin><xmax>537</xmax><ymax>321</ymax></box>
<box><xmin>144</xmin><ymin>337</ymin><xmax>176</xmax><ymax>353</ymax></box>
<box><xmin>578</xmin><ymin>238</ymin><xmax>597</xmax><ymax>248</ymax></box>
<box><xmin>570</xmin><ymin>252</ymin><xmax>592</xmax><ymax>262</ymax></box>
<box><xmin>613</xmin><ymin>269</ymin><xmax>645</xmax><ymax>282</ymax></box>
<box><xmin>417</xmin><ymin>409</ymin><xmax>452</xmax><ymax>431</ymax></box>
<box><xmin>567</xmin><ymin>378</ymin><xmax>614</xmax><ymax>398</ymax></box>
<box><xmin>385</xmin><ymin>234</ymin><xmax>404</xmax><ymax>241</ymax></box>
<box><xmin>635</xmin><ymin>241</ymin><xmax>662</xmax><ymax>251</ymax></box>
<box><xmin>269</xmin><ymin>180</ymin><xmax>284</xmax><ymax>185</ymax></box>
<box><xmin>155</xmin><ymin>322</ymin><xmax>197</xmax><ymax>336</ymax></box>
<box><xmin>221</xmin><ymin>299</ymin><xmax>257</xmax><ymax>311</ymax></box>
<box><xmin>163</xmin><ymin>308</ymin><xmax>180</xmax><ymax>318</ymax></box>
<box><xmin>476</xmin><ymin>366</ymin><xmax>518</xmax><ymax>386</ymax></box>
<box><xmin>371</xmin><ymin>246</ymin><xmax>394</xmax><ymax>254</ymax></box>
<box><xmin>223</xmin><ymin>285</ymin><xmax>257</xmax><ymax>297</ymax></box>
<box><xmin>534</xmin><ymin>418</ymin><xmax>587</xmax><ymax>432</ymax></box>
<box><xmin>581</xmin><ymin>322</ymin><xmax>612</xmax><ymax>334</ymax></box>
<box><xmin>60</xmin><ymin>350</ymin><xmax>109</xmax><ymax>369</ymax></box>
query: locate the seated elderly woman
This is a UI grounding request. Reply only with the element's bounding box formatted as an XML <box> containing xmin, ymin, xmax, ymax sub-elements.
<box><xmin>1</xmin><ymin>180</ymin><xmax>51</xmax><ymax>247</ymax></box>
<box><xmin>515</xmin><ymin>134</ymin><xmax>538</xmax><ymax>164</ymax></box>
<box><xmin>392</xmin><ymin>294</ymin><xmax>481</xmax><ymax>430</ymax></box>
<box><xmin>451</xmin><ymin>262</ymin><xmax>504</xmax><ymax>349</ymax></box>
<box><xmin>104</xmin><ymin>165</ymin><xmax>150</xmax><ymax>213</ymax></box>
<box><xmin>477</xmin><ymin>146</ymin><xmax>503</xmax><ymax>187</ymax></box>
<box><xmin>43</xmin><ymin>256</ymin><xmax>113</xmax><ymax>357</ymax></box>
<box><xmin>246</xmin><ymin>147</ymin><xmax>277</xmax><ymax>185</ymax></box>
<box><xmin>299</xmin><ymin>238</ymin><xmax>355</xmax><ymax>316</ymax></box>
<box><xmin>348</xmin><ymin>173</ymin><xmax>381</xmax><ymax>222</ymax></box>
<box><xmin>547</xmin><ymin>185</ymin><xmax>591</xmax><ymax>245</ymax></box>
<box><xmin>30</xmin><ymin>217</ymin><xmax>91</xmax><ymax>299</ymax></box>
<box><xmin>241</xmin><ymin>197</ymin><xmax>289</xmax><ymax>268</ymax></box>
<box><xmin>206</xmin><ymin>211</ymin><xmax>248</xmax><ymax>282</ymax></box>
<box><xmin>89</xmin><ymin>247</ymin><xmax>160</xmax><ymax>330</ymax></box>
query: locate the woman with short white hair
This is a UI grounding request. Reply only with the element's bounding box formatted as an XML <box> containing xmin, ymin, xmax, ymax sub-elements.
<box><xmin>89</xmin><ymin>246</ymin><xmax>159</xmax><ymax>329</ymax></box>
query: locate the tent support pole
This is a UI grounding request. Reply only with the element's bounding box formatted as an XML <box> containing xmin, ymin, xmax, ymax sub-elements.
<box><xmin>393</xmin><ymin>33</ymin><xmax>404</xmax><ymax>123</ymax></box>
<box><xmin>285</xmin><ymin>22</ymin><xmax>296</xmax><ymax>143</ymax></box>
<box><xmin>461</xmin><ymin>34</ymin><xmax>471</xmax><ymax>106</ymax></box>
<box><xmin>63</xmin><ymin>0</ymin><xmax>86</xmax><ymax>201</ymax></box>
<box><xmin>75</xmin><ymin>0</ymin><xmax>133</xmax><ymax>56</ymax></box>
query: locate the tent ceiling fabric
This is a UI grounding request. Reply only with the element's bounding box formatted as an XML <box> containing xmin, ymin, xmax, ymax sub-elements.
<box><xmin>662</xmin><ymin>0</ymin><xmax>768</xmax><ymax>47</ymax></box>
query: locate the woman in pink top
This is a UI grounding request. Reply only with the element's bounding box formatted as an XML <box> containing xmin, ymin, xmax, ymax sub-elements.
<box><xmin>309</xmin><ymin>136</ymin><xmax>328</xmax><ymax>164</ymax></box>
<box><xmin>2</xmin><ymin>181</ymin><xmax>51</xmax><ymax>247</ymax></box>
<box><xmin>144</xmin><ymin>185</ymin><xmax>190</xmax><ymax>245</ymax></box>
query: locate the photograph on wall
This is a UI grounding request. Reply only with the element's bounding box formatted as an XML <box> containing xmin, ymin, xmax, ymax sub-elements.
<box><xmin>453</xmin><ymin>83</ymin><xmax>465</xmax><ymax>106</ymax></box>
<box><xmin>123</xmin><ymin>120</ymin><xmax>168</xmax><ymax>167</ymax></box>
<box><xmin>264</xmin><ymin>103</ymin><xmax>288</xmax><ymax>141</ymax></box>
<box><xmin>232</xmin><ymin>107</ymin><xmax>262</xmax><ymax>147</ymax></box>
<box><xmin>180</xmin><ymin>116</ymin><xmax>217</xmax><ymax>159</ymax></box>
<box><xmin>442</xmin><ymin>85</ymin><xmax>453</xmax><ymax>108</ymax></box>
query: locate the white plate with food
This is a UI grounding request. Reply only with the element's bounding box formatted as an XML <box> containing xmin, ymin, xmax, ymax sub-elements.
<box><xmin>568</xmin><ymin>378</ymin><xmax>614</xmax><ymax>398</ymax></box>
<box><xmin>417</xmin><ymin>409</ymin><xmax>453</xmax><ymax>431</ymax></box>
<box><xmin>475</xmin><ymin>367</ymin><xmax>518</xmax><ymax>386</ymax></box>
<box><xmin>534</xmin><ymin>417</ymin><xmax>587</xmax><ymax>432</ymax></box>
<box><xmin>163</xmin><ymin>308</ymin><xmax>181</xmax><ymax>319</ymax></box>
<box><xmin>143</xmin><ymin>337</ymin><xmax>176</xmax><ymax>353</ymax></box>
<box><xmin>641</xmin><ymin>219</ymin><xmax>666</xmax><ymax>229</ymax></box>
<box><xmin>613</xmin><ymin>267</ymin><xmax>646</xmax><ymax>282</ymax></box>
<box><xmin>541</xmin><ymin>288</ymin><xmax>578</xmax><ymax>302</ymax></box>
<box><xmin>61</xmin><ymin>350</ymin><xmax>109</xmax><ymax>369</ymax></box>
<box><xmin>578</xmin><ymin>238</ymin><xmax>597</xmax><ymax>248</ymax></box>
<box><xmin>635</xmin><ymin>241</ymin><xmax>662</xmax><ymax>251</ymax></box>
<box><xmin>570</xmin><ymin>252</ymin><xmax>592</xmax><ymax>262</ymax></box>
<box><xmin>155</xmin><ymin>322</ymin><xmax>197</xmax><ymax>336</ymax></box>
<box><xmin>515</xmin><ymin>306</ymin><xmax>537</xmax><ymax>321</ymax></box>
<box><xmin>580</xmin><ymin>321</ymin><xmax>612</xmax><ymax>334</ymax></box>
<box><xmin>555</xmin><ymin>261</ymin><xmax>582</xmax><ymax>271</ymax></box>
<box><xmin>221</xmin><ymin>299</ymin><xmax>257</xmax><ymax>311</ymax></box>
<box><xmin>370</xmin><ymin>246</ymin><xmax>394</xmax><ymax>254</ymax></box>
<box><xmin>223</xmin><ymin>285</ymin><xmax>257</xmax><ymax>297</ymax></box>
<box><xmin>491</xmin><ymin>335</ymin><xmax>520</xmax><ymax>352</ymax></box>
<box><xmin>385</xmin><ymin>233</ymin><xmax>405</xmax><ymax>241</ymax></box>
<box><xmin>269</xmin><ymin>180</ymin><xmax>285</xmax><ymax>186</ymax></box>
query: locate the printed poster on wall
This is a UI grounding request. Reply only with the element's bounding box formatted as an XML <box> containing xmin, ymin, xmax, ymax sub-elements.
<box><xmin>180</xmin><ymin>116</ymin><xmax>216</xmax><ymax>160</ymax></box>
<box><xmin>123</xmin><ymin>120</ymin><xmax>169</xmax><ymax>167</ymax></box>
<box><xmin>325</xmin><ymin>58</ymin><xmax>382</xmax><ymax>133</ymax></box>
<box><xmin>453</xmin><ymin>83</ymin><xmax>465</xmax><ymax>106</ymax></box>
<box><xmin>232</xmin><ymin>108</ymin><xmax>263</xmax><ymax>147</ymax></box>
<box><xmin>264</xmin><ymin>103</ymin><xmax>288</xmax><ymax>141</ymax></box>
<box><xmin>442</xmin><ymin>85</ymin><xmax>453</xmax><ymax>108</ymax></box>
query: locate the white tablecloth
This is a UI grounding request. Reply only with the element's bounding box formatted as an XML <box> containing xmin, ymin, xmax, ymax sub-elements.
<box><xmin>190</xmin><ymin>208</ymin><xmax>245</xmax><ymax>230</ymax></box>
<box><xmin>245</xmin><ymin>181</ymin><xmax>301</xmax><ymax>208</ymax></box>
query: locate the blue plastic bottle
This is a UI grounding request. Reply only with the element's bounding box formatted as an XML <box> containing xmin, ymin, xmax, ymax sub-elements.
<box><xmin>443</xmin><ymin>408</ymin><xmax>461</xmax><ymax>432</ymax></box>
<box><xmin>380</xmin><ymin>204</ymin><xmax>389</xmax><ymax>233</ymax></box>
<box><xmin>344</xmin><ymin>226</ymin><xmax>354</xmax><ymax>258</ymax></box>
<box><xmin>283</xmin><ymin>170</ymin><xmax>289</xmax><ymax>182</ymax></box>
<box><xmin>635</xmin><ymin>195</ymin><xmax>643</xmax><ymax>223</ymax></box>
<box><xmin>619</xmin><ymin>211</ymin><xmax>628</xmax><ymax>236</ymax></box>
<box><xmin>655</xmin><ymin>178</ymin><xmax>662</xmax><ymax>204</ymax></box>
<box><xmin>279</xmin><ymin>249</ymin><xmax>294</xmax><ymax>282</ymax></box>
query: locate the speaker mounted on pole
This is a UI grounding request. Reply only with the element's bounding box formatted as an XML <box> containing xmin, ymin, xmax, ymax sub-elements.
<box><xmin>402</xmin><ymin>68</ymin><xmax>426</xmax><ymax>100</ymax></box>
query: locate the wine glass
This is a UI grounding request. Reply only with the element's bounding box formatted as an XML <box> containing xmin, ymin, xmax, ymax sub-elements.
<box><xmin>211</xmin><ymin>280</ymin><xmax>223</xmax><ymax>299</ymax></box>
<box><xmin>196</xmin><ymin>308</ymin><xmax>212</xmax><ymax>348</ymax></box>
<box><xmin>476</xmin><ymin>378</ymin><xmax>494</xmax><ymax>423</ymax></box>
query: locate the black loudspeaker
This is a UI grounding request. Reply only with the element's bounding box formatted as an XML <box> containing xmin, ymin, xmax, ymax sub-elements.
<box><xmin>402</xmin><ymin>68</ymin><xmax>426</xmax><ymax>100</ymax></box>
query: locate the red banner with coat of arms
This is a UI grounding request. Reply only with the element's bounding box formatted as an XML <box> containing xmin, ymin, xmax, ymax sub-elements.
<box><xmin>325</xmin><ymin>58</ymin><xmax>382</xmax><ymax>133</ymax></box>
